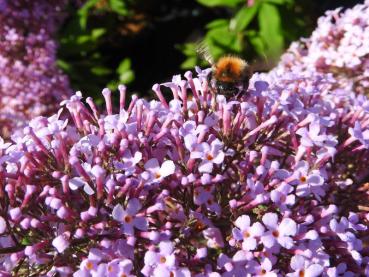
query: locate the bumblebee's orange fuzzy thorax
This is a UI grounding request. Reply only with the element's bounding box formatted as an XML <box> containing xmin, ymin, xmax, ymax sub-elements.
<box><xmin>214</xmin><ymin>56</ymin><xmax>247</xmax><ymax>82</ymax></box>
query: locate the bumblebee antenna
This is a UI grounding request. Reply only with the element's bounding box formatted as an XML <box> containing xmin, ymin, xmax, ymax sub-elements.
<box><xmin>196</xmin><ymin>41</ymin><xmax>214</xmax><ymax>66</ymax></box>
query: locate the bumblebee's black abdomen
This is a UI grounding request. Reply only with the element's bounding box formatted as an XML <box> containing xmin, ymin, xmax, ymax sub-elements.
<box><xmin>216</xmin><ymin>81</ymin><xmax>239</xmax><ymax>96</ymax></box>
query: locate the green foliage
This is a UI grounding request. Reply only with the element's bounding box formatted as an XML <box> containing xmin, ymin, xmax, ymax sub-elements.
<box><xmin>56</xmin><ymin>0</ymin><xmax>318</xmax><ymax>98</ymax></box>
<box><xmin>181</xmin><ymin>0</ymin><xmax>307</xmax><ymax>69</ymax></box>
<box><xmin>58</xmin><ymin>0</ymin><xmax>134</xmax><ymax>99</ymax></box>
<box><xmin>232</xmin><ymin>5</ymin><xmax>259</xmax><ymax>32</ymax></box>
<box><xmin>196</xmin><ymin>0</ymin><xmax>244</xmax><ymax>8</ymax></box>
<box><xmin>107</xmin><ymin>58</ymin><xmax>135</xmax><ymax>90</ymax></box>
<box><xmin>258</xmin><ymin>3</ymin><xmax>284</xmax><ymax>57</ymax></box>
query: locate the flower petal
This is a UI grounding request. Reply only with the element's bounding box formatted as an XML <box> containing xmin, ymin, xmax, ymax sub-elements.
<box><xmin>144</xmin><ymin>158</ymin><xmax>160</xmax><ymax>172</ymax></box>
<box><xmin>112</xmin><ymin>204</ymin><xmax>125</xmax><ymax>222</ymax></box>
<box><xmin>290</xmin><ymin>255</ymin><xmax>305</xmax><ymax>271</ymax></box>
<box><xmin>126</xmin><ymin>198</ymin><xmax>142</xmax><ymax>215</ymax></box>
<box><xmin>159</xmin><ymin>160</ymin><xmax>175</xmax><ymax>178</ymax></box>
<box><xmin>250</xmin><ymin>222</ymin><xmax>265</xmax><ymax>236</ymax></box>
<box><xmin>235</xmin><ymin>215</ymin><xmax>251</xmax><ymax>230</ymax></box>
<box><xmin>261</xmin><ymin>233</ymin><xmax>276</xmax><ymax>248</ymax></box>
<box><xmin>144</xmin><ymin>250</ymin><xmax>159</xmax><ymax>266</ymax></box>
<box><xmin>159</xmin><ymin>241</ymin><xmax>174</xmax><ymax>256</ymax></box>
<box><xmin>262</xmin><ymin>213</ymin><xmax>278</xmax><ymax>230</ymax></box>
<box><xmin>243</xmin><ymin>237</ymin><xmax>257</xmax><ymax>250</ymax></box>
<box><xmin>0</xmin><ymin>216</ymin><xmax>6</xmax><ymax>234</ymax></box>
<box><xmin>277</xmin><ymin>236</ymin><xmax>294</xmax><ymax>249</ymax></box>
<box><xmin>305</xmin><ymin>264</ymin><xmax>324</xmax><ymax>277</ymax></box>
<box><xmin>134</xmin><ymin>217</ymin><xmax>148</xmax><ymax>231</ymax></box>
<box><xmin>52</xmin><ymin>233</ymin><xmax>70</xmax><ymax>253</ymax></box>
<box><xmin>212</xmin><ymin>151</ymin><xmax>225</xmax><ymax>164</ymax></box>
<box><xmin>69</xmin><ymin>177</ymin><xmax>87</xmax><ymax>190</ymax></box>
<box><xmin>279</xmin><ymin>218</ymin><xmax>297</xmax><ymax>236</ymax></box>
<box><xmin>198</xmin><ymin>160</ymin><xmax>213</xmax><ymax>173</ymax></box>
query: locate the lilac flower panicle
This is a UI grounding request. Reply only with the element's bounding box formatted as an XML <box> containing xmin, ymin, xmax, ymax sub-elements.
<box><xmin>0</xmin><ymin>1</ymin><xmax>369</xmax><ymax>276</ymax></box>
<box><xmin>0</xmin><ymin>0</ymin><xmax>71</xmax><ymax>138</ymax></box>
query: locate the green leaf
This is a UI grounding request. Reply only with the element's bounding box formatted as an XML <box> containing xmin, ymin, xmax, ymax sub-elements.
<box><xmin>91</xmin><ymin>66</ymin><xmax>112</xmax><ymax>76</ymax></box>
<box><xmin>258</xmin><ymin>3</ymin><xmax>284</xmax><ymax>57</ymax></box>
<box><xmin>177</xmin><ymin>42</ymin><xmax>197</xmax><ymax>56</ymax></box>
<box><xmin>206</xmin><ymin>19</ymin><xmax>229</xmax><ymax>29</ymax></box>
<box><xmin>109</xmin><ymin>0</ymin><xmax>128</xmax><ymax>15</ymax></box>
<box><xmin>231</xmin><ymin>5</ymin><xmax>259</xmax><ymax>32</ymax></box>
<box><xmin>180</xmin><ymin>57</ymin><xmax>198</xmax><ymax>69</ymax></box>
<box><xmin>207</xmin><ymin>26</ymin><xmax>231</xmax><ymax>45</ymax></box>
<box><xmin>56</xmin><ymin>59</ymin><xmax>72</xmax><ymax>72</ymax></box>
<box><xmin>206</xmin><ymin>25</ymin><xmax>240</xmax><ymax>55</ymax></box>
<box><xmin>263</xmin><ymin>0</ymin><xmax>293</xmax><ymax>5</ymax></box>
<box><xmin>117</xmin><ymin>58</ymin><xmax>131</xmax><ymax>74</ymax></box>
<box><xmin>197</xmin><ymin>0</ymin><xmax>244</xmax><ymax>8</ymax></box>
<box><xmin>21</xmin><ymin>237</ymin><xmax>31</xmax><ymax>246</ymax></box>
<box><xmin>91</xmin><ymin>28</ymin><xmax>106</xmax><ymax>40</ymax></box>
<box><xmin>78</xmin><ymin>0</ymin><xmax>100</xmax><ymax>29</ymax></box>
<box><xmin>119</xmin><ymin>70</ymin><xmax>134</xmax><ymax>84</ymax></box>
<box><xmin>247</xmin><ymin>33</ymin><xmax>266</xmax><ymax>55</ymax></box>
<box><xmin>117</xmin><ymin>58</ymin><xmax>134</xmax><ymax>84</ymax></box>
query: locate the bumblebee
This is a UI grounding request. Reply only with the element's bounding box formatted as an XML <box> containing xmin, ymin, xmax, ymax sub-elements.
<box><xmin>197</xmin><ymin>44</ymin><xmax>252</xmax><ymax>98</ymax></box>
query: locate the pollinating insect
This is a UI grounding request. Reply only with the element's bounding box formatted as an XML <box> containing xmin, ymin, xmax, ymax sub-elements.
<box><xmin>197</xmin><ymin>43</ymin><xmax>252</xmax><ymax>98</ymax></box>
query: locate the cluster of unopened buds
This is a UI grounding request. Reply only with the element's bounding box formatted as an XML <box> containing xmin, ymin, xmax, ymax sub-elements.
<box><xmin>1</xmin><ymin>2</ymin><xmax>369</xmax><ymax>277</ymax></box>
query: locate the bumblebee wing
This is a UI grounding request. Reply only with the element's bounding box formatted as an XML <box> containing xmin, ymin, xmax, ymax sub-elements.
<box><xmin>196</xmin><ymin>41</ymin><xmax>214</xmax><ymax>66</ymax></box>
<box><xmin>250</xmin><ymin>54</ymin><xmax>277</xmax><ymax>72</ymax></box>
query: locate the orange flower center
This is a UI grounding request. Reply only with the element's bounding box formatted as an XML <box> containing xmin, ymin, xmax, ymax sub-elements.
<box><xmin>160</xmin><ymin>256</ymin><xmax>166</xmax><ymax>263</ymax></box>
<box><xmin>124</xmin><ymin>215</ymin><xmax>133</xmax><ymax>223</ymax></box>
<box><xmin>206</xmin><ymin>154</ymin><xmax>213</xmax><ymax>161</ymax></box>
<box><xmin>300</xmin><ymin>176</ymin><xmax>307</xmax><ymax>182</ymax></box>
<box><xmin>86</xmin><ymin>261</ymin><xmax>94</xmax><ymax>270</ymax></box>
<box><xmin>272</xmin><ymin>230</ymin><xmax>279</xmax><ymax>237</ymax></box>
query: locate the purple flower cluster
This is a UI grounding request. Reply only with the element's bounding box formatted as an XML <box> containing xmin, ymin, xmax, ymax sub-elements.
<box><xmin>0</xmin><ymin>2</ymin><xmax>369</xmax><ymax>277</ymax></box>
<box><xmin>0</xmin><ymin>63</ymin><xmax>368</xmax><ymax>275</ymax></box>
<box><xmin>0</xmin><ymin>0</ymin><xmax>71</xmax><ymax>138</ymax></box>
<box><xmin>276</xmin><ymin>0</ymin><xmax>369</xmax><ymax>95</ymax></box>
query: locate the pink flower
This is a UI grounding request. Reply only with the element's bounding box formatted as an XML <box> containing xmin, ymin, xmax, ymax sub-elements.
<box><xmin>112</xmin><ymin>198</ymin><xmax>148</xmax><ymax>235</ymax></box>
<box><xmin>52</xmin><ymin>232</ymin><xmax>70</xmax><ymax>253</ymax></box>
<box><xmin>190</xmin><ymin>139</ymin><xmax>224</xmax><ymax>173</ymax></box>
<box><xmin>203</xmin><ymin>227</ymin><xmax>225</xmax><ymax>249</ymax></box>
<box><xmin>261</xmin><ymin>213</ymin><xmax>297</xmax><ymax>249</ymax></box>
<box><xmin>232</xmin><ymin>215</ymin><xmax>265</xmax><ymax>251</ymax></box>
<box><xmin>143</xmin><ymin>241</ymin><xmax>176</xmax><ymax>276</ymax></box>
<box><xmin>292</xmin><ymin>161</ymin><xmax>326</xmax><ymax>199</ymax></box>
<box><xmin>287</xmin><ymin>255</ymin><xmax>323</xmax><ymax>277</ymax></box>
<box><xmin>194</xmin><ymin>186</ymin><xmax>221</xmax><ymax>215</ymax></box>
<box><xmin>113</xmin><ymin>150</ymin><xmax>142</xmax><ymax>176</ymax></box>
<box><xmin>142</xmin><ymin>158</ymin><xmax>175</xmax><ymax>184</ymax></box>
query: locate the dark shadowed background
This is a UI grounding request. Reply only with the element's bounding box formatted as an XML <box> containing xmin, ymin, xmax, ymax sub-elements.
<box><xmin>57</xmin><ymin>0</ymin><xmax>362</xmax><ymax>102</ymax></box>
